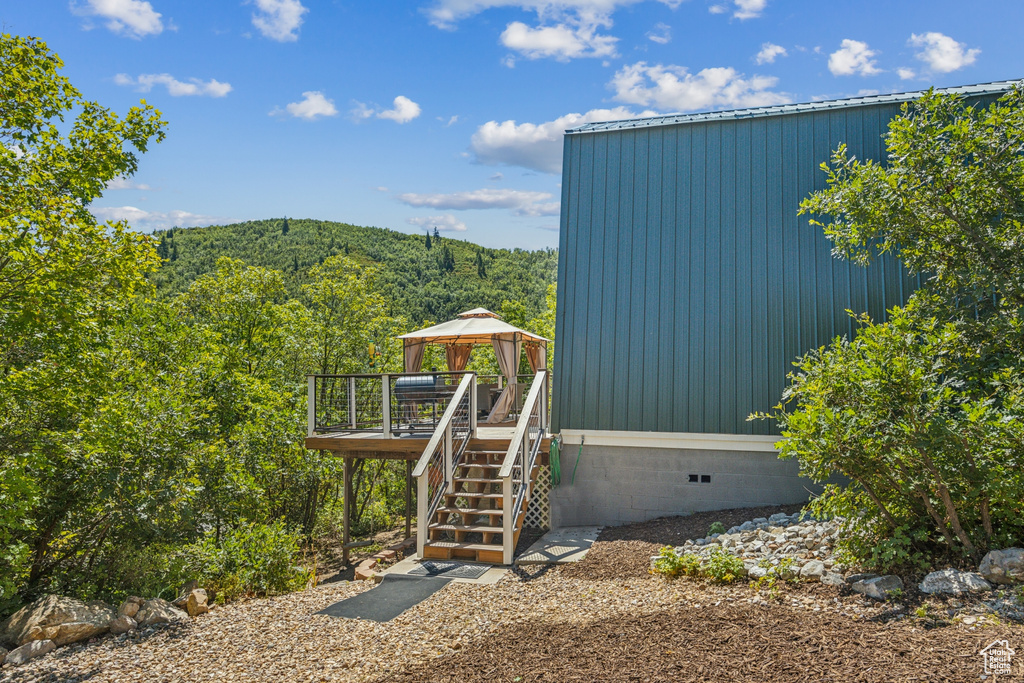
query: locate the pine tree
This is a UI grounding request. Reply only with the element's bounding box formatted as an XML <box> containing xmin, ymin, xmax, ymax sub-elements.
<box><xmin>170</xmin><ymin>242</ymin><xmax>179</xmax><ymax>261</ymax></box>
<box><xmin>424</xmin><ymin>231</ymin><xmax>432</xmax><ymax>250</ymax></box>
<box><xmin>476</xmin><ymin>251</ymin><xmax>487</xmax><ymax>278</ymax></box>
<box><xmin>282</xmin><ymin>217</ymin><xmax>290</xmax><ymax>235</ymax></box>
<box><xmin>156</xmin><ymin>234</ymin><xmax>169</xmax><ymax>260</ymax></box>
<box><xmin>433</xmin><ymin>227</ymin><xmax>440</xmax><ymax>240</ymax></box>
<box><xmin>293</xmin><ymin>255</ymin><xmax>300</xmax><ymax>272</ymax></box>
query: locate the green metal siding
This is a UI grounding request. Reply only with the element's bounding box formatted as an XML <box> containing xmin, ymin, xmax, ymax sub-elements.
<box><xmin>553</xmin><ymin>102</ymin><xmax>929</xmax><ymax>435</ymax></box>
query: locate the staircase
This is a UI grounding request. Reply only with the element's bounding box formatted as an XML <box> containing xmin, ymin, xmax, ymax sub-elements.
<box><xmin>414</xmin><ymin>370</ymin><xmax>549</xmax><ymax>565</ymax></box>
<box><xmin>421</xmin><ymin>449</ymin><xmax>540</xmax><ymax>564</ymax></box>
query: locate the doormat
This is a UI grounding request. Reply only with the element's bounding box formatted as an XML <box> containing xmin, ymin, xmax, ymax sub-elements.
<box><xmin>407</xmin><ymin>560</ymin><xmax>490</xmax><ymax>579</ymax></box>
<box><xmin>317</xmin><ymin>574</ymin><xmax>451</xmax><ymax>622</ymax></box>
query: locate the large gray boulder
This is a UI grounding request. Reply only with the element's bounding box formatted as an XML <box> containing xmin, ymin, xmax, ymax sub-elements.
<box><xmin>5</xmin><ymin>639</ymin><xmax>55</xmax><ymax>666</ymax></box>
<box><xmin>1</xmin><ymin>595</ymin><xmax>115</xmax><ymax>647</ymax></box>
<box><xmin>135</xmin><ymin>598</ymin><xmax>187</xmax><ymax>627</ymax></box>
<box><xmin>0</xmin><ymin>645</ymin><xmax>7</xmax><ymax>665</ymax></box>
<box><xmin>979</xmin><ymin>548</ymin><xmax>1024</xmax><ymax>585</ymax></box>
<box><xmin>919</xmin><ymin>568</ymin><xmax>991</xmax><ymax>595</ymax></box>
<box><xmin>851</xmin><ymin>575</ymin><xmax>904</xmax><ymax>600</ymax></box>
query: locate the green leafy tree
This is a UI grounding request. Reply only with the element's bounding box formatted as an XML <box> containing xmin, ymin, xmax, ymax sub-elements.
<box><xmin>762</xmin><ymin>86</ymin><xmax>1024</xmax><ymax>569</ymax></box>
<box><xmin>0</xmin><ymin>34</ymin><xmax>166</xmax><ymax>601</ymax></box>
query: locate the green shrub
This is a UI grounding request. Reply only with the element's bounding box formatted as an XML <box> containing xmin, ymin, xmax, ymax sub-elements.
<box><xmin>652</xmin><ymin>546</ymin><xmax>743</xmax><ymax>583</ymax></box>
<box><xmin>176</xmin><ymin>520</ymin><xmax>312</xmax><ymax>602</ymax></box>
<box><xmin>708</xmin><ymin>522</ymin><xmax>726</xmax><ymax>536</ymax></box>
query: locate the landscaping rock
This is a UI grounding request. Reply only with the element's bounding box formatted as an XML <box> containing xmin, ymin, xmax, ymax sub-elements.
<box><xmin>135</xmin><ymin>599</ymin><xmax>187</xmax><ymax>627</ymax></box>
<box><xmin>172</xmin><ymin>581</ymin><xmax>200</xmax><ymax>609</ymax></box>
<box><xmin>919</xmin><ymin>568</ymin><xmax>992</xmax><ymax>595</ymax></box>
<box><xmin>820</xmin><ymin>571</ymin><xmax>846</xmax><ymax>587</ymax></box>
<box><xmin>979</xmin><ymin>548</ymin><xmax>1024</xmax><ymax>585</ymax></box>
<box><xmin>108</xmin><ymin>615</ymin><xmax>137</xmax><ymax>635</ymax></box>
<box><xmin>0</xmin><ymin>646</ymin><xmax>7</xmax><ymax>665</ymax></box>
<box><xmin>118</xmin><ymin>596</ymin><xmax>145</xmax><ymax>619</ymax></box>
<box><xmin>851</xmin><ymin>575</ymin><xmax>903</xmax><ymax>600</ymax></box>
<box><xmin>748</xmin><ymin>565</ymin><xmax>768</xmax><ymax>579</ymax></box>
<box><xmin>799</xmin><ymin>560</ymin><xmax>825</xmax><ymax>580</ymax></box>
<box><xmin>186</xmin><ymin>589</ymin><xmax>209</xmax><ymax>617</ymax></box>
<box><xmin>6</xmin><ymin>639</ymin><xmax>55</xmax><ymax>666</ymax></box>
<box><xmin>845</xmin><ymin>573</ymin><xmax>879</xmax><ymax>584</ymax></box>
<box><xmin>1</xmin><ymin>595</ymin><xmax>115</xmax><ymax>646</ymax></box>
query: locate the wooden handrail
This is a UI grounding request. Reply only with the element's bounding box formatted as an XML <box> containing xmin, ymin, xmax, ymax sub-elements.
<box><xmin>498</xmin><ymin>370</ymin><xmax>548</xmax><ymax>478</ymax></box>
<box><xmin>412</xmin><ymin>372</ymin><xmax>477</xmax><ymax>477</ymax></box>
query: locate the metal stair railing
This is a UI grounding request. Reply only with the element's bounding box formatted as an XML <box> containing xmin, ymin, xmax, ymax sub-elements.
<box><xmin>413</xmin><ymin>372</ymin><xmax>478</xmax><ymax>558</ymax></box>
<box><xmin>498</xmin><ymin>369</ymin><xmax>548</xmax><ymax>564</ymax></box>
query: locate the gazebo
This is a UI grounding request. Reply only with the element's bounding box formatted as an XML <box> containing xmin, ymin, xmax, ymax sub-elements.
<box><xmin>398</xmin><ymin>308</ymin><xmax>549</xmax><ymax>423</ymax></box>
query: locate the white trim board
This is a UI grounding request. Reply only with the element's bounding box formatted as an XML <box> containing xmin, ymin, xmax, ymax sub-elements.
<box><xmin>557</xmin><ymin>429</ymin><xmax>781</xmax><ymax>453</ymax></box>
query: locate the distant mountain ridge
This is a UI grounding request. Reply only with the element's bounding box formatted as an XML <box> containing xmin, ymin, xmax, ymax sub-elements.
<box><xmin>150</xmin><ymin>218</ymin><xmax>558</xmax><ymax>324</ymax></box>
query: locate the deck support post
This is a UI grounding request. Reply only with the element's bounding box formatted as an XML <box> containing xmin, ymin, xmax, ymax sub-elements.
<box><xmin>405</xmin><ymin>459</ymin><xmax>412</xmax><ymax>539</ymax></box>
<box><xmin>348</xmin><ymin>376</ymin><xmax>357</xmax><ymax>429</ymax></box>
<box><xmin>307</xmin><ymin>376</ymin><xmax>316</xmax><ymax>437</ymax></box>
<box><xmin>343</xmin><ymin>457</ymin><xmax>353</xmax><ymax>566</ymax></box>
<box><xmin>381</xmin><ymin>374</ymin><xmax>391</xmax><ymax>437</ymax></box>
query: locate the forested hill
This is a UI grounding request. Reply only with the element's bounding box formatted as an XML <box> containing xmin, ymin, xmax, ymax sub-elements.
<box><xmin>150</xmin><ymin>218</ymin><xmax>558</xmax><ymax>324</ymax></box>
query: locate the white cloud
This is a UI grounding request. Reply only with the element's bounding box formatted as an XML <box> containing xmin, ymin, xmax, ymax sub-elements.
<box><xmin>425</xmin><ymin>1</ymin><xmax>680</xmax><ymax>62</ymax></box>
<box><xmin>500</xmin><ymin>21</ymin><xmax>617</xmax><ymax>60</ymax></box>
<box><xmin>489</xmin><ymin>172</ymin><xmax>504</xmax><ymax>181</ymax></box>
<box><xmin>909</xmin><ymin>32</ymin><xmax>980</xmax><ymax>73</ymax></box>
<box><xmin>470</xmin><ymin>106</ymin><xmax>654</xmax><ymax>174</ymax></box>
<box><xmin>106</xmin><ymin>177</ymin><xmax>152</xmax><ymax>191</ymax></box>
<box><xmin>732</xmin><ymin>0</ymin><xmax>766</xmax><ymax>19</ymax></box>
<box><xmin>610</xmin><ymin>62</ymin><xmax>789</xmax><ymax>112</ymax></box>
<box><xmin>755</xmin><ymin>42</ymin><xmax>786</xmax><ymax>65</ymax></box>
<box><xmin>397</xmin><ymin>188</ymin><xmax>560</xmax><ymax>217</ymax></box>
<box><xmin>378</xmin><ymin>96</ymin><xmax>422</xmax><ymax>123</ymax></box>
<box><xmin>646</xmin><ymin>22</ymin><xmax>671</xmax><ymax>44</ymax></box>
<box><xmin>709</xmin><ymin>0</ymin><xmax>766</xmax><ymax>19</ymax></box>
<box><xmin>425</xmin><ymin>1</ymin><xmax>680</xmax><ymax>30</ymax></box>
<box><xmin>897</xmin><ymin>67</ymin><xmax>916</xmax><ymax>80</ymax></box>
<box><xmin>250</xmin><ymin>0</ymin><xmax>308</xmax><ymax>42</ymax></box>
<box><xmin>354</xmin><ymin>96</ymin><xmax>422</xmax><ymax>124</ymax></box>
<box><xmin>114</xmin><ymin>73</ymin><xmax>232</xmax><ymax>97</ymax></box>
<box><xmin>73</xmin><ymin>0</ymin><xmax>164</xmax><ymax>38</ymax></box>
<box><xmin>91</xmin><ymin>206</ymin><xmax>228</xmax><ymax>231</ymax></box>
<box><xmin>828</xmin><ymin>39</ymin><xmax>881</xmax><ymax>77</ymax></box>
<box><xmin>272</xmin><ymin>91</ymin><xmax>338</xmax><ymax>120</ymax></box>
<box><xmin>407</xmin><ymin>214</ymin><xmax>468</xmax><ymax>232</ymax></box>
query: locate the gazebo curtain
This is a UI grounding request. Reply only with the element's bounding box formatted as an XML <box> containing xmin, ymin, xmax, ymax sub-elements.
<box><xmin>486</xmin><ymin>334</ymin><xmax>522</xmax><ymax>423</ymax></box>
<box><xmin>445</xmin><ymin>344</ymin><xmax>472</xmax><ymax>372</ymax></box>
<box><xmin>403</xmin><ymin>339</ymin><xmax>426</xmax><ymax>373</ymax></box>
<box><xmin>524</xmin><ymin>342</ymin><xmax>546</xmax><ymax>373</ymax></box>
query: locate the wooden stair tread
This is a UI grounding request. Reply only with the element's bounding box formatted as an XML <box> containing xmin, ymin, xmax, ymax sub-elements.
<box><xmin>423</xmin><ymin>540</ymin><xmax>507</xmax><ymax>551</ymax></box>
<box><xmin>437</xmin><ymin>506</ymin><xmax>503</xmax><ymax>516</ymax></box>
<box><xmin>456</xmin><ymin>462</ymin><xmax>501</xmax><ymax>469</ymax></box>
<box><xmin>429</xmin><ymin>523</ymin><xmax>505</xmax><ymax>533</ymax></box>
<box><xmin>445</xmin><ymin>491</ymin><xmax>504</xmax><ymax>499</ymax></box>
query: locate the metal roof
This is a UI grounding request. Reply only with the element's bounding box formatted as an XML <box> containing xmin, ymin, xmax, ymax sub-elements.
<box><xmin>567</xmin><ymin>80</ymin><xmax>1021</xmax><ymax>135</ymax></box>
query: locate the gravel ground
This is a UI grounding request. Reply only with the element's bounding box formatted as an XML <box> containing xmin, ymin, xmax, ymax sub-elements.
<box><xmin>3</xmin><ymin>505</ymin><xmax>1021</xmax><ymax>683</ymax></box>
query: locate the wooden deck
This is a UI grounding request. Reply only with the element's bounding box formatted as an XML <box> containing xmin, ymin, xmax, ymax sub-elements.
<box><xmin>305</xmin><ymin>426</ymin><xmax>550</xmax><ymax>460</ymax></box>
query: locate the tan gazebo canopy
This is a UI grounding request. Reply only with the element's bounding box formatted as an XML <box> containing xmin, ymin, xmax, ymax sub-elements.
<box><xmin>398</xmin><ymin>308</ymin><xmax>549</xmax><ymax>422</ymax></box>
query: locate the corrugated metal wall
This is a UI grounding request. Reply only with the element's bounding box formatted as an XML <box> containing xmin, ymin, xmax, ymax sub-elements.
<box><xmin>553</xmin><ymin>102</ymin><xmax>924</xmax><ymax>435</ymax></box>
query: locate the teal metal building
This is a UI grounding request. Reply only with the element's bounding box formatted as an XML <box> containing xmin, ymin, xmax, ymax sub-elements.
<box><xmin>548</xmin><ymin>82</ymin><xmax>1017</xmax><ymax>527</ymax></box>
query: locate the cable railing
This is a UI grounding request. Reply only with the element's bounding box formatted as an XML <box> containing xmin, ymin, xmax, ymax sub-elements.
<box><xmin>497</xmin><ymin>369</ymin><xmax>548</xmax><ymax>564</ymax></box>
<box><xmin>307</xmin><ymin>372</ymin><xmax>469</xmax><ymax>437</ymax></box>
<box><xmin>413</xmin><ymin>373</ymin><xmax>477</xmax><ymax>559</ymax></box>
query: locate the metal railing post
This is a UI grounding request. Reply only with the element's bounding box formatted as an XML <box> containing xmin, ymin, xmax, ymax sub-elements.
<box><xmin>469</xmin><ymin>372</ymin><xmax>478</xmax><ymax>437</ymax></box>
<box><xmin>348</xmin><ymin>376</ymin><xmax>357</xmax><ymax>429</ymax></box>
<box><xmin>307</xmin><ymin>376</ymin><xmax>316</xmax><ymax>437</ymax></box>
<box><xmin>443</xmin><ymin>422</ymin><xmax>453</xmax><ymax>493</ymax></box>
<box><xmin>382</xmin><ymin>374</ymin><xmax>392</xmax><ymax>437</ymax></box>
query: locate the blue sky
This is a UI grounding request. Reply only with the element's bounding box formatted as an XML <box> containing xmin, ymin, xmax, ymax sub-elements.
<box><xmin>7</xmin><ymin>1</ymin><xmax>1024</xmax><ymax>249</ymax></box>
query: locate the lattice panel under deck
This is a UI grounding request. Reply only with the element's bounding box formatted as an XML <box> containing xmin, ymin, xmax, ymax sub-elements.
<box><xmin>523</xmin><ymin>465</ymin><xmax>551</xmax><ymax>530</ymax></box>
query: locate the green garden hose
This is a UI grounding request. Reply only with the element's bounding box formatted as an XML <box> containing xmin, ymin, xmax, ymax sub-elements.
<box><xmin>549</xmin><ymin>436</ymin><xmax>561</xmax><ymax>486</ymax></box>
<box><xmin>572</xmin><ymin>434</ymin><xmax>584</xmax><ymax>484</ymax></box>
